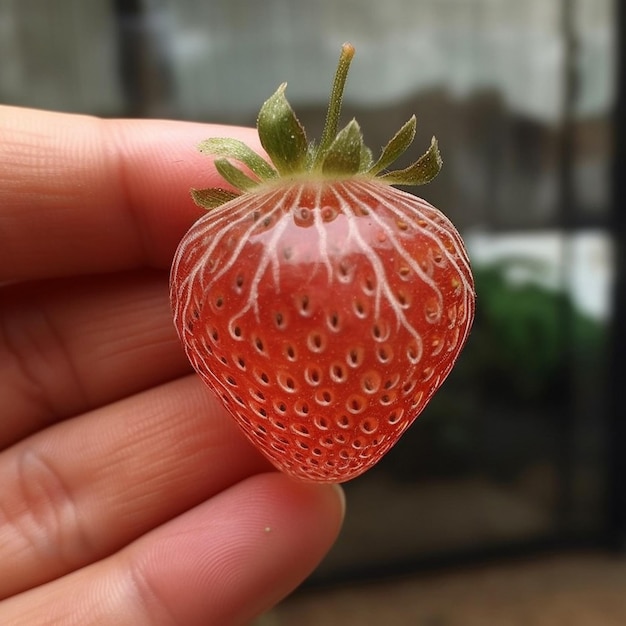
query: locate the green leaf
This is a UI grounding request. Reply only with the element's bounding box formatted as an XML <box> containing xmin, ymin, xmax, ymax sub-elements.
<box><xmin>378</xmin><ymin>136</ymin><xmax>443</xmax><ymax>186</ymax></box>
<box><xmin>368</xmin><ymin>115</ymin><xmax>416</xmax><ymax>175</ymax></box>
<box><xmin>257</xmin><ymin>83</ymin><xmax>308</xmax><ymax>175</ymax></box>
<box><xmin>214</xmin><ymin>158</ymin><xmax>260</xmax><ymax>192</ymax></box>
<box><xmin>191</xmin><ymin>187</ymin><xmax>241</xmax><ymax>210</ymax></box>
<box><xmin>321</xmin><ymin>119</ymin><xmax>363</xmax><ymax>176</ymax></box>
<box><xmin>360</xmin><ymin>143</ymin><xmax>374</xmax><ymax>171</ymax></box>
<box><xmin>198</xmin><ymin>138</ymin><xmax>277</xmax><ymax>182</ymax></box>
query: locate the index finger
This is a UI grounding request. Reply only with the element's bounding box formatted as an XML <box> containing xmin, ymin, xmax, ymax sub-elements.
<box><xmin>0</xmin><ymin>106</ymin><xmax>261</xmax><ymax>282</ymax></box>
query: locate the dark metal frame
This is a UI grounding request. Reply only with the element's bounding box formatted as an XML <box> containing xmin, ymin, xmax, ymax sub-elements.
<box><xmin>608</xmin><ymin>0</ymin><xmax>626</xmax><ymax>552</ymax></box>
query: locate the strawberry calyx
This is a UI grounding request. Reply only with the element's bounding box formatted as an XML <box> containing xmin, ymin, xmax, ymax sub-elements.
<box><xmin>192</xmin><ymin>42</ymin><xmax>443</xmax><ymax>210</ymax></box>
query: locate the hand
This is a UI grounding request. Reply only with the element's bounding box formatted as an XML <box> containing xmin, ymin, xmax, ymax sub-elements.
<box><xmin>0</xmin><ymin>106</ymin><xmax>345</xmax><ymax>625</ymax></box>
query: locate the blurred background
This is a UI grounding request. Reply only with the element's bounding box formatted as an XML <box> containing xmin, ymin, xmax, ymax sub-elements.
<box><xmin>3</xmin><ymin>0</ymin><xmax>624</xmax><ymax>623</ymax></box>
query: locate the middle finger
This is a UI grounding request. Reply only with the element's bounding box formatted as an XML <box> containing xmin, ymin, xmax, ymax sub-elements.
<box><xmin>1</xmin><ymin>270</ymin><xmax>188</xmax><ymax>447</ymax></box>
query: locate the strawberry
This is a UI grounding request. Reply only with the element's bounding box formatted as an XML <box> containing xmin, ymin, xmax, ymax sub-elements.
<box><xmin>170</xmin><ymin>43</ymin><xmax>475</xmax><ymax>483</ymax></box>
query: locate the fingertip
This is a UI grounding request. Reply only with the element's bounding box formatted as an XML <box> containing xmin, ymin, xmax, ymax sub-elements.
<box><xmin>126</xmin><ymin>472</ymin><xmax>345</xmax><ymax>626</ymax></box>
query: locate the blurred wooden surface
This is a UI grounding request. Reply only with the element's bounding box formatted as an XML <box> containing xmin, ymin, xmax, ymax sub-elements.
<box><xmin>267</xmin><ymin>551</ymin><xmax>626</xmax><ymax>626</ymax></box>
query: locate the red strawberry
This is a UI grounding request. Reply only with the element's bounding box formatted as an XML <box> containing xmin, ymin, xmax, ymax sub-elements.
<box><xmin>170</xmin><ymin>44</ymin><xmax>475</xmax><ymax>483</ymax></box>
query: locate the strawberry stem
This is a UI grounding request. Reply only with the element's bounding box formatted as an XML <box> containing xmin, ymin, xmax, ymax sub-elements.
<box><xmin>313</xmin><ymin>43</ymin><xmax>356</xmax><ymax>169</ymax></box>
<box><xmin>192</xmin><ymin>42</ymin><xmax>443</xmax><ymax>211</ymax></box>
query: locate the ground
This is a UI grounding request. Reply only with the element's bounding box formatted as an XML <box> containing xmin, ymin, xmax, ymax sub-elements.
<box><xmin>261</xmin><ymin>551</ymin><xmax>626</xmax><ymax>626</ymax></box>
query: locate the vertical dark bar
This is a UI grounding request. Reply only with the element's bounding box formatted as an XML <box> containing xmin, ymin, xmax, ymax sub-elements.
<box><xmin>112</xmin><ymin>0</ymin><xmax>172</xmax><ymax>117</ymax></box>
<box><xmin>113</xmin><ymin>0</ymin><xmax>146</xmax><ymax>117</ymax></box>
<box><xmin>555</xmin><ymin>0</ymin><xmax>577</xmax><ymax>535</ymax></box>
<box><xmin>608</xmin><ymin>0</ymin><xmax>626</xmax><ymax>551</ymax></box>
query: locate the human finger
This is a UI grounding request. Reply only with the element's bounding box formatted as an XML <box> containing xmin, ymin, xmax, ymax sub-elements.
<box><xmin>1</xmin><ymin>270</ymin><xmax>189</xmax><ymax>447</ymax></box>
<box><xmin>0</xmin><ymin>375</ymin><xmax>271</xmax><ymax>600</ymax></box>
<box><xmin>0</xmin><ymin>473</ymin><xmax>344</xmax><ymax>626</ymax></box>
<box><xmin>0</xmin><ymin>105</ymin><xmax>261</xmax><ymax>282</ymax></box>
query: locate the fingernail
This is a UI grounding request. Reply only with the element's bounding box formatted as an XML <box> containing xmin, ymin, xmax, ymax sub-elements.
<box><xmin>331</xmin><ymin>483</ymin><xmax>346</xmax><ymax>522</ymax></box>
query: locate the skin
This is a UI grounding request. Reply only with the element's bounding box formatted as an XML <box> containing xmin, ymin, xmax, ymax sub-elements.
<box><xmin>0</xmin><ymin>105</ymin><xmax>345</xmax><ymax>626</ymax></box>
